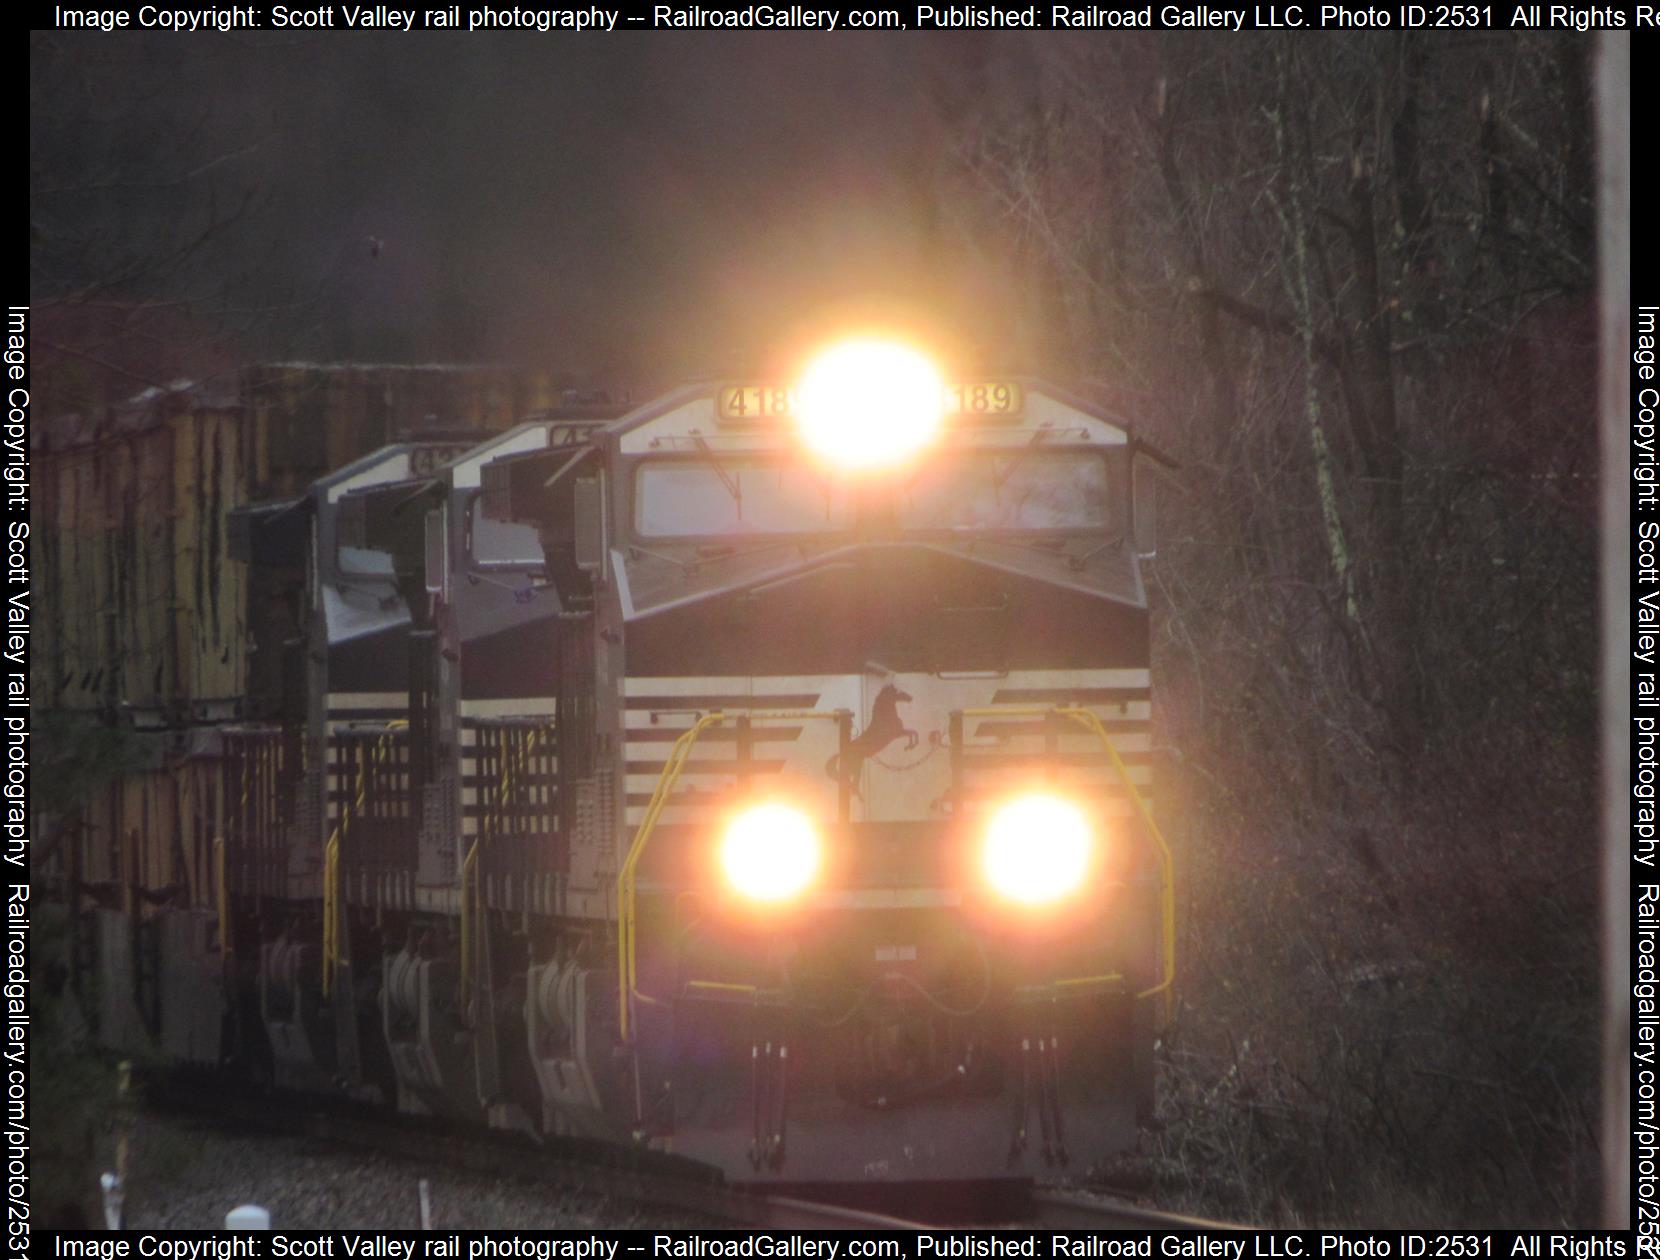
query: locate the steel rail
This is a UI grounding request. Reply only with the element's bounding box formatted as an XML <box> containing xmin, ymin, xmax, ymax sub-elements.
<box><xmin>142</xmin><ymin>1069</ymin><xmax>1249</xmax><ymax>1231</ymax></box>
<box><xmin>1023</xmin><ymin>1189</ymin><xmax>1243</xmax><ymax>1231</ymax></box>
<box><xmin>141</xmin><ymin>1069</ymin><xmax>934</xmax><ymax>1230</ymax></box>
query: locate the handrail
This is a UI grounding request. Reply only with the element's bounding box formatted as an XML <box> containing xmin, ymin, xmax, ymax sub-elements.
<box><xmin>616</xmin><ymin>709</ymin><xmax>848</xmax><ymax>1041</ymax></box>
<box><xmin>961</xmin><ymin>704</ymin><xmax>1174</xmax><ymax>1020</ymax></box>
<box><xmin>214</xmin><ymin>838</ymin><xmax>230</xmax><ymax>965</ymax></box>
<box><xmin>322</xmin><ymin>720</ymin><xmax>408</xmax><ymax>999</ymax></box>
<box><xmin>460</xmin><ymin>724</ymin><xmax>547</xmax><ymax>1007</ymax></box>
<box><xmin>218</xmin><ymin>738</ymin><xmax>263</xmax><ymax>963</ymax></box>
<box><xmin>614</xmin><ymin>702</ymin><xmax>1173</xmax><ymax>1037</ymax></box>
<box><xmin>459</xmin><ymin>831</ymin><xmax>481</xmax><ymax>1010</ymax></box>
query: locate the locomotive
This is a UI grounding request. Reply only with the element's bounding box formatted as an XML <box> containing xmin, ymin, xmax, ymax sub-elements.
<box><xmin>81</xmin><ymin>341</ymin><xmax>1172</xmax><ymax>1184</ymax></box>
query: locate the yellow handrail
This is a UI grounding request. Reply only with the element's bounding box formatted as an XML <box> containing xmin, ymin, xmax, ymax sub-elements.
<box><xmin>218</xmin><ymin>737</ymin><xmax>263</xmax><ymax>966</ymax></box>
<box><xmin>614</xmin><ymin>702</ymin><xmax>1173</xmax><ymax>1037</ymax></box>
<box><xmin>962</xmin><ymin>704</ymin><xmax>1175</xmax><ymax>1020</ymax></box>
<box><xmin>215</xmin><ymin>838</ymin><xmax>230</xmax><ymax>964</ymax></box>
<box><xmin>459</xmin><ymin>839</ymin><xmax>480</xmax><ymax>1002</ymax></box>
<box><xmin>323</xmin><ymin>721</ymin><xmax>408</xmax><ymax>999</ymax></box>
<box><xmin>616</xmin><ymin>709</ymin><xmax>848</xmax><ymax>1041</ymax></box>
<box><xmin>461</xmin><ymin>725</ymin><xmax>547</xmax><ymax>1005</ymax></box>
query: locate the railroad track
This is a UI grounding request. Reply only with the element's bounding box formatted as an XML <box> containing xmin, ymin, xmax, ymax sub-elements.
<box><xmin>1022</xmin><ymin>1189</ymin><xmax>1242</xmax><ymax>1230</ymax></box>
<box><xmin>142</xmin><ymin>1069</ymin><xmax>1232</xmax><ymax>1231</ymax></box>
<box><xmin>141</xmin><ymin>1068</ymin><xmax>927</xmax><ymax>1230</ymax></box>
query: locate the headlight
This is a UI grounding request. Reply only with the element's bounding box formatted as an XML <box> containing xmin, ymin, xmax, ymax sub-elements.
<box><xmin>981</xmin><ymin>793</ymin><xmax>1093</xmax><ymax>906</ymax></box>
<box><xmin>795</xmin><ymin>339</ymin><xmax>945</xmax><ymax>471</ymax></box>
<box><xmin>719</xmin><ymin>802</ymin><xmax>822</xmax><ymax>904</ymax></box>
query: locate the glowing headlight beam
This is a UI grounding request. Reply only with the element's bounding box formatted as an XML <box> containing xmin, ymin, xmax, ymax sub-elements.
<box><xmin>982</xmin><ymin>793</ymin><xmax>1093</xmax><ymax>906</ymax></box>
<box><xmin>795</xmin><ymin>339</ymin><xmax>945</xmax><ymax>471</ymax></box>
<box><xmin>719</xmin><ymin>802</ymin><xmax>822</xmax><ymax>904</ymax></box>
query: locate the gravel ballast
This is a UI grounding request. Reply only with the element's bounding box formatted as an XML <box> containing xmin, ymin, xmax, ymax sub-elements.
<box><xmin>118</xmin><ymin>1111</ymin><xmax>710</xmax><ymax>1230</ymax></box>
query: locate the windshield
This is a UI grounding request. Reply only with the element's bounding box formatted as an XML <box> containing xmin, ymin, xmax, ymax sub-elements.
<box><xmin>335</xmin><ymin>543</ymin><xmax>395</xmax><ymax>578</ymax></box>
<box><xmin>634</xmin><ymin>451</ymin><xmax>1110</xmax><ymax>539</ymax></box>
<box><xmin>469</xmin><ymin>498</ymin><xmax>542</xmax><ymax>567</ymax></box>
<box><xmin>899</xmin><ymin>452</ymin><xmax>1110</xmax><ymax>531</ymax></box>
<box><xmin>636</xmin><ymin>462</ymin><xmax>851</xmax><ymax>536</ymax></box>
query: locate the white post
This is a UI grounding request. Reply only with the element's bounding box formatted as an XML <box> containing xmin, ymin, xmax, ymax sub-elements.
<box><xmin>418</xmin><ymin>1179</ymin><xmax>433</xmax><ymax>1230</ymax></box>
<box><xmin>1596</xmin><ymin>29</ymin><xmax>1633</xmax><ymax>1229</ymax></box>
<box><xmin>98</xmin><ymin>1172</ymin><xmax>123</xmax><ymax>1230</ymax></box>
<box><xmin>224</xmin><ymin>1205</ymin><xmax>271</xmax><ymax>1230</ymax></box>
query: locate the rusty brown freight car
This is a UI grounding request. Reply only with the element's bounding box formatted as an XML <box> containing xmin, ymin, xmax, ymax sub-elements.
<box><xmin>38</xmin><ymin>379</ymin><xmax>246</xmax><ymax>722</ymax></box>
<box><xmin>37</xmin><ymin>362</ymin><xmax>558</xmax><ymax>721</ymax></box>
<box><xmin>241</xmin><ymin>362</ymin><xmax>554</xmax><ymax>492</ymax></box>
<box><xmin>36</xmin><ymin>363</ymin><xmax>559</xmax><ymax>1053</ymax></box>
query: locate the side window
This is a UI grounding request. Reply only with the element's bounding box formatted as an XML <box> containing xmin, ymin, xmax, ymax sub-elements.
<box><xmin>1132</xmin><ymin>456</ymin><xmax>1157</xmax><ymax>557</ymax></box>
<box><xmin>336</xmin><ymin>544</ymin><xmax>395</xmax><ymax>576</ymax></box>
<box><xmin>424</xmin><ymin>506</ymin><xmax>448</xmax><ymax>597</ymax></box>
<box><xmin>468</xmin><ymin>495</ymin><xmax>543</xmax><ymax>568</ymax></box>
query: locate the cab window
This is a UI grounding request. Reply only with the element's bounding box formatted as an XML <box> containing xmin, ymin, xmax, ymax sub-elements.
<box><xmin>635</xmin><ymin>461</ymin><xmax>851</xmax><ymax>537</ymax></box>
<box><xmin>899</xmin><ymin>452</ymin><xmax>1110</xmax><ymax>531</ymax></box>
<box><xmin>468</xmin><ymin>496</ymin><xmax>542</xmax><ymax>568</ymax></box>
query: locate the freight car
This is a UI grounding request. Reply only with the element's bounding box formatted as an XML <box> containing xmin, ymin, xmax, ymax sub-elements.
<box><xmin>74</xmin><ymin>342</ymin><xmax>1173</xmax><ymax>1185</ymax></box>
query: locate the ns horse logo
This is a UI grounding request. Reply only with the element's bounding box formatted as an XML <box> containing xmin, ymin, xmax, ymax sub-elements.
<box><xmin>825</xmin><ymin>682</ymin><xmax>919</xmax><ymax>798</ymax></box>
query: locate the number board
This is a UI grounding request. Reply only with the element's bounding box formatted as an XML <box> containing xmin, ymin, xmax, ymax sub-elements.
<box><xmin>944</xmin><ymin>381</ymin><xmax>1023</xmax><ymax>418</ymax></box>
<box><xmin>717</xmin><ymin>381</ymin><xmax>1024</xmax><ymax>424</ymax></box>
<box><xmin>409</xmin><ymin>445</ymin><xmax>473</xmax><ymax>477</ymax></box>
<box><xmin>718</xmin><ymin>385</ymin><xmax>800</xmax><ymax>422</ymax></box>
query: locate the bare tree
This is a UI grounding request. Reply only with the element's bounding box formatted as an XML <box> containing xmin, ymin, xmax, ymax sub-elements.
<box><xmin>933</xmin><ymin>31</ymin><xmax>1600</xmax><ymax>1223</ymax></box>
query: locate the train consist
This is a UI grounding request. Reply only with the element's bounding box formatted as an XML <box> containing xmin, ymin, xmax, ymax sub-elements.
<box><xmin>61</xmin><ymin>343</ymin><xmax>1172</xmax><ymax>1183</ymax></box>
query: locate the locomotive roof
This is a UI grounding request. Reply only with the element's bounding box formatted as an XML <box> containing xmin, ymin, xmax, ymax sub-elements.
<box><xmin>595</xmin><ymin>376</ymin><xmax>1177</xmax><ymax>468</ymax></box>
<box><xmin>228</xmin><ymin>438</ymin><xmax>479</xmax><ymax>565</ymax></box>
<box><xmin>596</xmin><ymin>377</ymin><xmax>1163</xmax><ymax>623</ymax></box>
